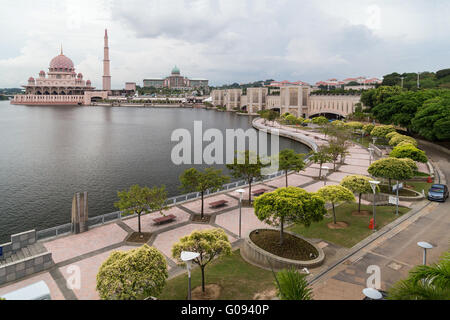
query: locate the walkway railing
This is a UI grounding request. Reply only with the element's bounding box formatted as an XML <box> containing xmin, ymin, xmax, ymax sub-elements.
<box><xmin>35</xmin><ymin>120</ymin><xmax>313</xmax><ymax>242</ymax></box>
<box><xmin>35</xmin><ymin>170</ymin><xmax>288</xmax><ymax>241</ymax></box>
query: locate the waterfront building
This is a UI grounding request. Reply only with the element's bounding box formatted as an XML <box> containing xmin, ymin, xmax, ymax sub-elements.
<box><xmin>212</xmin><ymin>83</ymin><xmax>360</xmax><ymax>119</ymax></box>
<box><xmin>11</xmin><ymin>48</ymin><xmax>99</xmax><ymax>105</ymax></box>
<box><xmin>314</xmin><ymin>76</ymin><xmax>382</xmax><ymax>90</ymax></box>
<box><xmin>143</xmin><ymin>66</ymin><xmax>209</xmax><ymax>90</ymax></box>
<box><xmin>11</xmin><ymin>29</ymin><xmax>134</xmax><ymax>106</ymax></box>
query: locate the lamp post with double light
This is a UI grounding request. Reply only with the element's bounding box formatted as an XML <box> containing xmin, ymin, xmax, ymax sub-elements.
<box><xmin>369</xmin><ymin>180</ymin><xmax>380</xmax><ymax>231</ymax></box>
<box><xmin>236</xmin><ymin>189</ymin><xmax>245</xmax><ymax>238</ymax></box>
<box><xmin>181</xmin><ymin>251</ymin><xmax>200</xmax><ymax>300</ymax></box>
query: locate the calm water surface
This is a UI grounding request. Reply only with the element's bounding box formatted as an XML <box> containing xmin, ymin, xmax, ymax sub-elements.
<box><xmin>0</xmin><ymin>102</ymin><xmax>309</xmax><ymax>241</ymax></box>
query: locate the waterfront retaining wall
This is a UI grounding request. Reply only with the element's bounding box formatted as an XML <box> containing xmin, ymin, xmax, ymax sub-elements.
<box><xmin>0</xmin><ymin>252</ymin><xmax>53</xmax><ymax>285</ymax></box>
<box><xmin>0</xmin><ymin>230</ymin><xmax>36</xmax><ymax>259</ymax></box>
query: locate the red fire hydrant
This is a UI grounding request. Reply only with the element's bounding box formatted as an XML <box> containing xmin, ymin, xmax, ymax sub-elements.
<box><xmin>427</xmin><ymin>176</ymin><xmax>433</xmax><ymax>183</ymax></box>
<box><xmin>369</xmin><ymin>218</ymin><xmax>376</xmax><ymax>230</ymax></box>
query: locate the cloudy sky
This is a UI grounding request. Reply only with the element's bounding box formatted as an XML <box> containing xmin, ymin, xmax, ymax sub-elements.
<box><xmin>0</xmin><ymin>0</ymin><xmax>449</xmax><ymax>88</ymax></box>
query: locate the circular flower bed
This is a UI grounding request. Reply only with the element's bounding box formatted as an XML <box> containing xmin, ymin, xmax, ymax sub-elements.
<box><xmin>241</xmin><ymin>229</ymin><xmax>325</xmax><ymax>271</ymax></box>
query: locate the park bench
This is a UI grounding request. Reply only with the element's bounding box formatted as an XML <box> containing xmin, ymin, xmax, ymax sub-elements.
<box><xmin>153</xmin><ymin>214</ymin><xmax>176</xmax><ymax>225</ymax></box>
<box><xmin>252</xmin><ymin>189</ymin><xmax>267</xmax><ymax>196</ymax></box>
<box><xmin>209</xmin><ymin>200</ymin><xmax>229</xmax><ymax>209</ymax></box>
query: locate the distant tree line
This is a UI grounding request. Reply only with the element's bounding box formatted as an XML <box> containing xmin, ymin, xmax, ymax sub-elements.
<box><xmin>361</xmin><ymin>85</ymin><xmax>450</xmax><ymax>141</ymax></box>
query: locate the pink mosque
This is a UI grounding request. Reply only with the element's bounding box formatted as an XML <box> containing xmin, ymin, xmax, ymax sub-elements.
<box><xmin>12</xmin><ymin>30</ymin><xmax>112</xmax><ymax>106</ymax></box>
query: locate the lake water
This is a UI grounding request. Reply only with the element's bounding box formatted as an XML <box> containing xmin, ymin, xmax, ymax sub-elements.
<box><xmin>0</xmin><ymin>101</ymin><xmax>309</xmax><ymax>241</ymax></box>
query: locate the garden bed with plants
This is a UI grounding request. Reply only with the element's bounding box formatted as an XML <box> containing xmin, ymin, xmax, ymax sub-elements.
<box><xmin>250</xmin><ymin>229</ymin><xmax>318</xmax><ymax>261</ymax></box>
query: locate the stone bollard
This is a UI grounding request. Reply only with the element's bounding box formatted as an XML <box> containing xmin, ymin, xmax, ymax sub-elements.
<box><xmin>71</xmin><ymin>192</ymin><xmax>89</xmax><ymax>234</ymax></box>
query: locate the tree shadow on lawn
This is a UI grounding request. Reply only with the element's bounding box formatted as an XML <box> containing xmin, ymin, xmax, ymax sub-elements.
<box><xmin>288</xmin><ymin>203</ymin><xmax>410</xmax><ymax>248</ymax></box>
<box><xmin>159</xmin><ymin>250</ymin><xmax>276</xmax><ymax>300</ymax></box>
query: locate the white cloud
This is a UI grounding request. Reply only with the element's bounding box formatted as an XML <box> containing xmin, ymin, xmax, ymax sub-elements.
<box><xmin>0</xmin><ymin>0</ymin><xmax>449</xmax><ymax>87</ymax></box>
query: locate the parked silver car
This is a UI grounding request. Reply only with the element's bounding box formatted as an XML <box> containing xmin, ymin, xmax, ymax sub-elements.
<box><xmin>427</xmin><ymin>184</ymin><xmax>449</xmax><ymax>202</ymax></box>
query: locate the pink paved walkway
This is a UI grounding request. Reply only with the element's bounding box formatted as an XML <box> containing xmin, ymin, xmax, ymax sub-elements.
<box><xmin>1</xmin><ymin>119</ymin><xmax>381</xmax><ymax>300</ymax></box>
<box><xmin>44</xmin><ymin>223</ymin><xmax>128</xmax><ymax>264</ymax></box>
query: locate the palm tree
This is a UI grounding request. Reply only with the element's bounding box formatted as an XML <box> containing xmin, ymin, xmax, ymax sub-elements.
<box><xmin>274</xmin><ymin>268</ymin><xmax>313</xmax><ymax>300</ymax></box>
<box><xmin>387</xmin><ymin>251</ymin><xmax>450</xmax><ymax>300</ymax></box>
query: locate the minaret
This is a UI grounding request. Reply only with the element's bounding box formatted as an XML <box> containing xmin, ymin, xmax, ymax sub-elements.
<box><xmin>103</xmin><ymin>29</ymin><xmax>111</xmax><ymax>91</ymax></box>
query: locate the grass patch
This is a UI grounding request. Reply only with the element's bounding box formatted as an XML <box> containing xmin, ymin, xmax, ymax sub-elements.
<box><xmin>288</xmin><ymin>203</ymin><xmax>410</xmax><ymax>248</ymax></box>
<box><xmin>414</xmin><ymin>171</ymin><xmax>430</xmax><ymax>177</ymax></box>
<box><xmin>159</xmin><ymin>250</ymin><xmax>275</xmax><ymax>300</ymax></box>
<box><xmin>405</xmin><ymin>181</ymin><xmax>433</xmax><ymax>193</ymax></box>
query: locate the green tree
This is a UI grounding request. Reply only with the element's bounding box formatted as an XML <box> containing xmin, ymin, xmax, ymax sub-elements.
<box><xmin>388</xmin><ymin>251</ymin><xmax>450</xmax><ymax>300</ymax></box>
<box><xmin>254</xmin><ymin>187</ymin><xmax>326</xmax><ymax>245</ymax></box>
<box><xmin>363</xmin><ymin>124</ymin><xmax>375</xmax><ymax>135</ymax></box>
<box><xmin>368</xmin><ymin>158</ymin><xmax>414</xmax><ymax>189</ymax></box>
<box><xmin>385</xmin><ymin>131</ymin><xmax>400</xmax><ymax>140</ymax></box>
<box><xmin>275</xmin><ymin>268</ymin><xmax>313</xmax><ymax>300</ymax></box>
<box><xmin>227</xmin><ymin>151</ymin><xmax>267</xmax><ymax>203</ymax></box>
<box><xmin>263</xmin><ymin>110</ymin><xmax>279</xmax><ymax>126</ymax></box>
<box><xmin>346</xmin><ymin>121</ymin><xmax>364</xmax><ymax>130</ymax></box>
<box><xmin>278</xmin><ymin>149</ymin><xmax>306</xmax><ymax>187</ymax></box>
<box><xmin>390</xmin><ymin>144</ymin><xmax>428</xmax><ymax>163</ymax></box>
<box><xmin>115</xmin><ymin>185</ymin><xmax>168</xmax><ymax>234</ymax></box>
<box><xmin>317</xmin><ymin>185</ymin><xmax>355</xmax><ymax>225</ymax></box>
<box><xmin>340</xmin><ymin>175</ymin><xmax>377</xmax><ymax>213</ymax></box>
<box><xmin>399</xmin><ymin>158</ymin><xmax>418</xmax><ymax>173</ymax></box>
<box><xmin>373</xmin><ymin>86</ymin><xmax>403</xmax><ymax>105</ymax></box>
<box><xmin>371</xmin><ymin>90</ymin><xmax>441</xmax><ymax>131</ymax></box>
<box><xmin>308</xmin><ymin>145</ymin><xmax>333</xmax><ymax>179</ymax></box>
<box><xmin>172</xmin><ymin>228</ymin><xmax>232</xmax><ymax>293</ymax></box>
<box><xmin>327</xmin><ymin>142</ymin><xmax>346</xmax><ymax>171</ymax></box>
<box><xmin>180</xmin><ymin>168</ymin><xmax>229</xmax><ymax>220</ymax></box>
<box><xmin>370</xmin><ymin>125</ymin><xmax>396</xmax><ymax>139</ymax></box>
<box><xmin>312</xmin><ymin>116</ymin><xmax>328</xmax><ymax>126</ymax></box>
<box><xmin>388</xmin><ymin>134</ymin><xmax>418</xmax><ymax>147</ymax></box>
<box><xmin>96</xmin><ymin>245</ymin><xmax>168</xmax><ymax>300</ymax></box>
<box><xmin>411</xmin><ymin>93</ymin><xmax>450</xmax><ymax>141</ymax></box>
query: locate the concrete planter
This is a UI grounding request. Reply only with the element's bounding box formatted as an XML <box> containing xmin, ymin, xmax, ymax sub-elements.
<box><xmin>241</xmin><ymin>229</ymin><xmax>325</xmax><ymax>271</ymax></box>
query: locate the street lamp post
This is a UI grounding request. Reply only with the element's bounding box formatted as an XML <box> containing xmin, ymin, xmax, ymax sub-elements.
<box><xmin>362</xmin><ymin>288</ymin><xmax>383</xmax><ymax>300</ymax></box>
<box><xmin>322</xmin><ymin>166</ymin><xmax>329</xmax><ymax>186</ymax></box>
<box><xmin>372</xmin><ymin>137</ymin><xmax>378</xmax><ymax>146</ymax></box>
<box><xmin>417</xmin><ymin>242</ymin><xmax>434</xmax><ymax>265</ymax></box>
<box><xmin>236</xmin><ymin>189</ymin><xmax>245</xmax><ymax>238</ymax></box>
<box><xmin>369</xmin><ymin>180</ymin><xmax>381</xmax><ymax>231</ymax></box>
<box><xmin>181</xmin><ymin>251</ymin><xmax>200</xmax><ymax>301</ymax></box>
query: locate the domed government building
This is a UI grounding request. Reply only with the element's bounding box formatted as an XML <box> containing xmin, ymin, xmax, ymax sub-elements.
<box><xmin>143</xmin><ymin>66</ymin><xmax>209</xmax><ymax>90</ymax></box>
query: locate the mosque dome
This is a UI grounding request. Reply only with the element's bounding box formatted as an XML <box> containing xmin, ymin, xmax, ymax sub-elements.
<box><xmin>86</xmin><ymin>80</ymin><xmax>91</xmax><ymax>86</ymax></box>
<box><xmin>28</xmin><ymin>77</ymin><xmax>35</xmax><ymax>81</ymax></box>
<box><xmin>49</xmin><ymin>54</ymin><xmax>74</xmax><ymax>71</ymax></box>
<box><xmin>171</xmin><ymin>66</ymin><xmax>180</xmax><ymax>75</ymax></box>
<box><xmin>77</xmin><ymin>73</ymin><xmax>83</xmax><ymax>79</ymax></box>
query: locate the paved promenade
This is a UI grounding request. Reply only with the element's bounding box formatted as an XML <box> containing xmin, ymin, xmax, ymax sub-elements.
<box><xmin>0</xmin><ymin>120</ymin><xmax>437</xmax><ymax>300</ymax></box>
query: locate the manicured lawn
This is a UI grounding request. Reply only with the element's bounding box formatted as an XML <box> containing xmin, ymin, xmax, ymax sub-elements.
<box><xmin>405</xmin><ymin>181</ymin><xmax>434</xmax><ymax>193</ymax></box>
<box><xmin>159</xmin><ymin>250</ymin><xmax>275</xmax><ymax>300</ymax></box>
<box><xmin>288</xmin><ymin>203</ymin><xmax>410</xmax><ymax>248</ymax></box>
